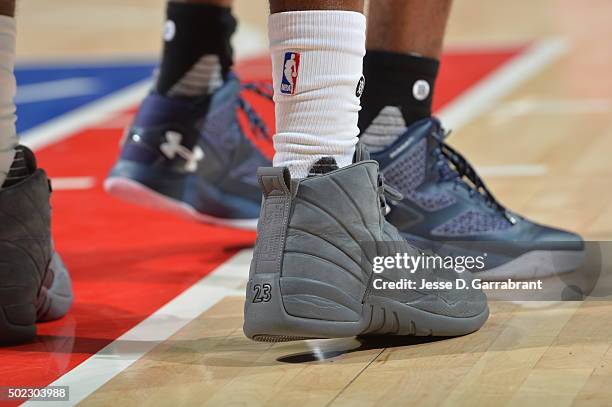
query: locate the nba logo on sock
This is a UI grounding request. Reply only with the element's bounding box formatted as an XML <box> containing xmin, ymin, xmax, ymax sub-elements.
<box><xmin>281</xmin><ymin>52</ymin><xmax>300</xmax><ymax>95</ymax></box>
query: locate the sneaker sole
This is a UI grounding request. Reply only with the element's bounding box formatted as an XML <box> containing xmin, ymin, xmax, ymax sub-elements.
<box><xmin>37</xmin><ymin>251</ymin><xmax>74</xmax><ymax>322</ymax></box>
<box><xmin>400</xmin><ymin>232</ymin><xmax>585</xmax><ymax>281</ymax></box>
<box><xmin>0</xmin><ymin>252</ymin><xmax>73</xmax><ymax>345</ymax></box>
<box><xmin>0</xmin><ymin>287</ymin><xmax>36</xmax><ymax>345</ymax></box>
<box><xmin>244</xmin><ymin>272</ymin><xmax>489</xmax><ymax>342</ymax></box>
<box><xmin>104</xmin><ymin>176</ymin><xmax>258</xmax><ymax>231</ymax></box>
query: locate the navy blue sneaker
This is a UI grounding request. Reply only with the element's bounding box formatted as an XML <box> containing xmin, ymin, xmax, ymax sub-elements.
<box><xmin>371</xmin><ymin>117</ymin><xmax>584</xmax><ymax>280</ymax></box>
<box><xmin>104</xmin><ymin>74</ymin><xmax>272</xmax><ymax>230</ymax></box>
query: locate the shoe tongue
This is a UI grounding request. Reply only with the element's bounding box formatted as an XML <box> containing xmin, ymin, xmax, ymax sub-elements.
<box><xmin>307</xmin><ymin>157</ymin><xmax>339</xmax><ymax>177</ymax></box>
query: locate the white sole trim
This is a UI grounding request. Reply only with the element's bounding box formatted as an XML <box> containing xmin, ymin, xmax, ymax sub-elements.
<box><xmin>103</xmin><ymin>176</ymin><xmax>258</xmax><ymax>231</ymax></box>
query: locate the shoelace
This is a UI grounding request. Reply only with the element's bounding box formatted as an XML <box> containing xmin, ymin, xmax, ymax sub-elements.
<box><xmin>430</xmin><ymin>127</ymin><xmax>517</xmax><ymax>224</ymax></box>
<box><xmin>378</xmin><ymin>172</ymin><xmax>404</xmax><ymax>215</ymax></box>
<box><xmin>352</xmin><ymin>141</ymin><xmax>404</xmax><ymax>214</ymax></box>
<box><xmin>239</xmin><ymin>82</ymin><xmax>274</xmax><ymax>141</ymax></box>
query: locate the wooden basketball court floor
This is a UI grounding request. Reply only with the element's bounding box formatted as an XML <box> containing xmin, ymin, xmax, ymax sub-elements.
<box><xmin>2</xmin><ymin>0</ymin><xmax>612</xmax><ymax>406</ymax></box>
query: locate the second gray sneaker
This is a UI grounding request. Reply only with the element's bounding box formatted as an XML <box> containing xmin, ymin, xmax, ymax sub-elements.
<box><xmin>0</xmin><ymin>146</ymin><xmax>73</xmax><ymax>345</ymax></box>
<box><xmin>243</xmin><ymin>148</ymin><xmax>489</xmax><ymax>342</ymax></box>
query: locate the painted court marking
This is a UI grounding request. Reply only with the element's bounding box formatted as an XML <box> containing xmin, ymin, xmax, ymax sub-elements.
<box><xmin>438</xmin><ymin>38</ymin><xmax>567</xmax><ymax>130</ymax></box>
<box><xmin>22</xmin><ymin>40</ymin><xmax>567</xmax><ymax>406</ymax></box>
<box><xmin>20</xmin><ymin>79</ymin><xmax>152</xmax><ymax>152</ymax></box>
<box><xmin>51</xmin><ymin>177</ymin><xmax>96</xmax><ymax>191</ymax></box>
<box><xmin>15</xmin><ymin>78</ymin><xmax>104</xmax><ymax>104</ymax></box>
<box><xmin>24</xmin><ymin>250</ymin><xmax>252</xmax><ymax>407</ymax></box>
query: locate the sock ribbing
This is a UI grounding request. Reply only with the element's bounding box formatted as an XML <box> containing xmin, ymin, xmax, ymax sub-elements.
<box><xmin>156</xmin><ymin>2</ymin><xmax>236</xmax><ymax>98</ymax></box>
<box><xmin>269</xmin><ymin>11</ymin><xmax>366</xmax><ymax>178</ymax></box>
<box><xmin>0</xmin><ymin>15</ymin><xmax>17</xmax><ymax>187</ymax></box>
<box><xmin>2</xmin><ymin>146</ymin><xmax>31</xmax><ymax>188</ymax></box>
<box><xmin>359</xmin><ymin>51</ymin><xmax>439</xmax><ymax>152</ymax></box>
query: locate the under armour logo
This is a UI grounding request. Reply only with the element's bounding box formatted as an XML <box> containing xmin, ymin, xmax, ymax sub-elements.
<box><xmin>160</xmin><ymin>131</ymin><xmax>204</xmax><ymax>172</ymax></box>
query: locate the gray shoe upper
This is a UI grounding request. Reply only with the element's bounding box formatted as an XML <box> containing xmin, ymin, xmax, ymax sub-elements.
<box><xmin>0</xmin><ymin>169</ymin><xmax>52</xmax><ymax>290</ymax></box>
<box><xmin>0</xmin><ymin>161</ymin><xmax>72</xmax><ymax>329</ymax></box>
<box><xmin>250</xmin><ymin>157</ymin><xmax>487</xmax><ymax>327</ymax></box>
<box><xmin>0</xmin><ymin>169</ymin><xmax>54</xmax><ymax>333</ymax></box>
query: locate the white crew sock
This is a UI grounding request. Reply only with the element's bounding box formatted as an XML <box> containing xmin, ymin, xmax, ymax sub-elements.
<box><xmin>0</xmin><ymin>15</ymin><xmax>17</xmax><ymax>187</ymax></box>
<box><xmin>269</xmin><ymin>10</ymin><xmax>366</xmax><ymax>178</ymax></box>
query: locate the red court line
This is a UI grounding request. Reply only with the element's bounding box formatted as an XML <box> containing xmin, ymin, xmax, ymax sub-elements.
<box><xmin>0</xmin><ymin>49</ymin><xmax>520</xmax><ymax>397</ymax></box>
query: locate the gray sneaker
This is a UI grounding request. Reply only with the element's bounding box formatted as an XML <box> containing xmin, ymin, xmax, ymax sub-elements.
<box><xmin>243</xmin><ymin>146</ymin><xmax>488</xmax><ymax>342</ymax></box>
<box><xmin>0</xmin><ymin>147</ymin><xmax>73</xmax><ymax>345</ymax></box>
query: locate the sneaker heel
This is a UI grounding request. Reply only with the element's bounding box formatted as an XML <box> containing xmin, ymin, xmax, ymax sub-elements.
<box><xmin>0</xmin><ymin>286</ymin><xmax>37</xmax><ymax>345</ymax></box>
<box><xmin>243</xmin><ymin>273</ymin><xmax>309</xmax><ymax>342</ymax></box>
